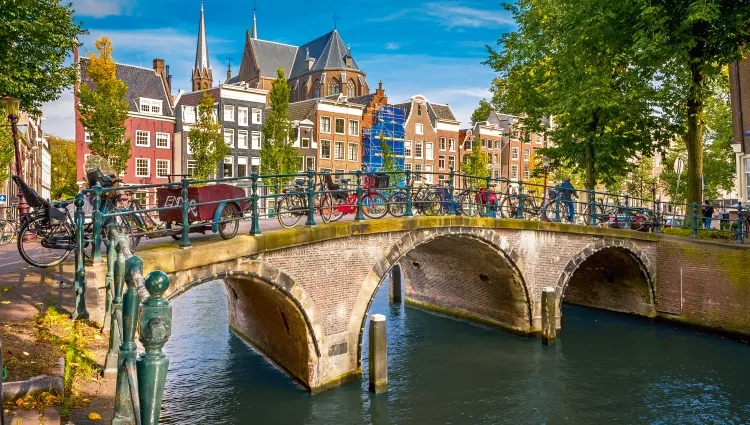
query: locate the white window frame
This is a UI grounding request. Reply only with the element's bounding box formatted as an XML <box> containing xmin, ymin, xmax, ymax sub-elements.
<box><xmin>155</xmin><ymin>132</ymin><xmax>170</xmax><ymax>149</ymax></box>
<box><xmin>425</xmin><ymin>142</ymin><xmax>433</xmax><ymax>161</ymax></box>
<box><xmin>301</xmin><ymin>138</ymin><xmax>310</xmax><ymax>148</ymax></box>
<box><xmin>135</xmin><ymin>130</ymin><xmax>150</xmax><ymax>147</ymax></box>
<box><xmin>238</xmin><ymin>130</ymin><xmax>249</xmax><ymax>149</ymax></box>
<box><xmin>320</xmin><ymin>140</ymin><xmax>331</xmax><ymax>159</ymax></box>
<box><xmin>305</xmin><ymin>156</ymin><xmax>315</xmax><ymax>171</ymax></box>
<box><xmin>348</xmin><ymin>142</ymin><xmax>359</xmax><ymax>162</ymax></box>
<box><xmin>139</xmin><ymin>98</ymin><xmax>162</xmax><ymax>115</ymax></box>
<box><xmin>424</xmin><ymin>164</ymin><xmax>433</xmax><ymax>183</ymax></box>
<box><xmin>415</xmin><ymin>141</ymin><xmax>423</xmax><ymax>159</ymax></box>
<box><xmin>223</xmin><ymin>156</ymin><xmax>234</xmax><ymax>178</ymax></box>
<box><xmin>349</xmin><ymin>120</ymin><xmax>359</xmax><ymax>136</ymax></box>
<box><xmin>251</xmin><ymin>131</ymin><xmax>261</xmax><ymax>150</ymax></box>
<box><xmin>334</xmin><ymin>118</ymin><xmax>346</xmax><ymax>135</ymax></box>
<box><xmin>224</xmin><ymin>128</ymin><xmax>234</xmax><ymax>148</ymax></box>
<box><xmin>334</xmin><ymin>141</ymin><xmax>345</xmax><ymax>160</ymax></box>
<box><xmin>187</xmin><ymin>159</ymin><xmax>197</xmax><ymax>177</ymax></box>
<box><xmin>405</xmin><ymin>140</ymin><xmax>412</xmax><ymax>158</ymax></box>
<box><xmin>237</xmin><ymin>156</ymin><xmax>248</xmax><ymax>177</ymax></box>
<box><xmin>252</xmin><ymin>108</ymin><xmax>262</xmax><ymax>124</ymax></box>
<box><xmin>135</xmin><ymin>158</ymin><xmax>150</xmax><ymax>177</ymax></box>
<box><xmin>449</xmin><ymin>138</ymin><xmax>456</xmax><ymax>152</ymax></box>
<box><xmin>238</xmin><ymin>107</ymin><xmax>249</xmax><ymax>126</ymax></box>
<box><xmin>84</xmin><ymin>131</ymin><xmax>92</xmax><ymax>143</ymax></box>
<box><xmin>183</xmin><ymin>106</ymin><xmax>196</xmax><ymax>124</ymax></box>
<box><xmin>155</xmin><ymin>159</ymin><xmax>170</xmax><ymax>178</ymax></box>
<box><xmin>223</xmin><ymin>105</ymin><xmax>235</xmax><ymax>122</ymax></box>
<box><xmin>511</xmin><ymin>165</ymin><xmax>518</xmax><ymax>180</ymax></box>
<box><xmin>439</xmin><ymin>137</ymin><xmax>446</xmax><ymax>151</ymax></box>
<box><xmin>524</xmin><ymin>149</ymin><xmax>530</xmax><ymax>161</ymax></box>
<box><xmin>448</xmin><ymin>155</ymin><xmax>455</xmax><ymax>170</ymax></box>
<box><xmin>320</xmin><ymin>116</ymin><xmax>331</xmax><ymax>133</ymax></box>
<box><xmin>438</xmin><ymin>155</ymin><xmax>446</xmax><ymax>170</ymax></box>
<box><xmin>416</xmin><ymin>123</ymin><xmax>424</xmax><ymax>135</ymax></box>
<box><xmin>511</xmin><ymin>147</ymin><xmax>519</xmax><ymax>160</ymax></box>
<box><xmin>404</xmin><ymin>162</ymin><xmax>412</xmax><ymax>171</ymax></box>
<box><xmin>523</xmin><ymin>165</ymin><xmax>530</xmax><ymax>179</ymax></box>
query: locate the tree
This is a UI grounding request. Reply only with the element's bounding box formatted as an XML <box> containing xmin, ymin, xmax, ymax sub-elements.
<box><xmin>0</xmin><ymin>0</ymin><xmax>86</xmax><ymax>114</ymax></box>
<box><xmin>48</xmin><ymin>135</ymin><xmax>77</xmax><ymax>199</ymax></box>
<box><xmin>0</xmin><ymin>125</ymin><xmax>14</xmax><ymax>185</ymax></box>
<box><xmin>624</xmin><ymin>156</ymin><xmax>655</xmax><ymax>201</ymax></box>
<box><xmin>260</xmin><ymin>69</ymin><xmax>300</xmax><ymax>191</ymax></box>
<box><xmin>188</xmin><ymin>92</ymin><xmax>228</xmax><ymax>180</ymax></box>
<box><xmin>77</xmin><ymin>37</ymin><xmax>131</xmax><ymax>175</ymax></box>
<box><xmin>485</xmin><ymin>0</ymin><xmax>674</xmax><ymax>191</ymax></box>
<box><xmin>461</xmin><ymin>139</ymin><xmax>490</xmax><ymax>188</ymax></box>
<box><xmin>632</xmin><ymin>0</ymin><xmax>750</xmax><ymax>207</ymax></box>
<box><xmin>470</xmin><ymin>99</ymin><xmax>493</xmax><ymax>125</ymax></box>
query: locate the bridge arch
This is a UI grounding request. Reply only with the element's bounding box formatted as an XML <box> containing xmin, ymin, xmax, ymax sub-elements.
<box><xmin>558</xmin><ymin>239</ymin><xmax>656</xmax><ymax>319</ymax></box>
<box><xmin>348</xmin><ymin>227</ymin><xmax>534</xmax><ymax>369</ymax></box>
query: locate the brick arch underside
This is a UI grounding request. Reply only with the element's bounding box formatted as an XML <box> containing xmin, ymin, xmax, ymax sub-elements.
<box><xmin>561</xmin><ymin>246</ymin><xmax>656</xmax><ymax>317</ymax></box>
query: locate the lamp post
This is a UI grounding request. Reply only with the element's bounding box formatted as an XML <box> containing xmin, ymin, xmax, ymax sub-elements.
<box><xmin>3</xmin><ymin>96</ymin><xmax>28</xmax><ymax>216</ymax></box>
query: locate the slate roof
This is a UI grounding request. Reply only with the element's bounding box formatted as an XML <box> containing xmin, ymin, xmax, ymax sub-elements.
<box><xmin>348</xmin><ymin>94</ymin><xmax>374</xmax><ymax>106</ymax></box>
<box><xmin>79</xmin><ymin>58</ymin><xmax>174</xmax><ymax>117</ymax></box>
<box><xmin>248</xmin><ymin>39</ymin><xmax>298</xmax><ymax>78</ymax></box>
<box><xmin>428</xmin><ymin>103</ymin><xmax>458</xmax><ymax>122</ymax></box>
<box><xmin>174</xmin><ymin>87</ymin><xmax>220</xmax><ymax>108</ymax></box>
<box><xmin>393</xmin><ymin>102</ymin><xmax>412</xmax><ymax>119</ymax></box>
<box><xmin>286</xmin><ymin>98</ymin><xmax>318</xmax><ymax>121</ymax></box>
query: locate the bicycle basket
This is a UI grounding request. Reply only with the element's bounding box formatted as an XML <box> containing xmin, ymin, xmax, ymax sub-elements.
<box><xmin>364</xmin><ymin>173</ymin><xmax>389</xmax><ymax>189</ymax></box>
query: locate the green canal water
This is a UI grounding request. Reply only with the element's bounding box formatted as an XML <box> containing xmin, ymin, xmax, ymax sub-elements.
<box><xmin>161</xmin><ymin>280</ymin><xmax>750</xmax><ymax>425</ymax></box>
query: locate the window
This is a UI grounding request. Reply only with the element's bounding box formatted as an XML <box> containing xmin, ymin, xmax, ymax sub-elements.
<box><xmin>438</xmin><ymin>155</ymin><xmax>446</xmax><ymax>170</ymax></box>
<box><xmin>416</xmin><ymin>123</ymin><xmax>424</xmax><ymax>135</ymax></box>
<box><xmin>223</xmin><ymin>156</ymin><xmax>234</xmax><ymax>178</ymax></box>
<box><xmin>348</xmin><ymin>143</ymin><xmax>358</xmax><ymax>162</ymax></box>
<box><xmin>238</xmin><ymin>130</ymin><xmax>248</xmax><ymax>149</ymax></box>
<box><xmin>320</xmin><ymin>117</ymin><xmax>331</xmax><ymax>133</ymax></box>
<box><xmin>415</xmin><ymin>141</ymin><xmax>423</xmax><ymax>159</ymax></box>
<box><xmin>439</xmin><ymin>138</ymin><xmax>446</xmax><ymax>151</ymax></box>
<box><xmin>224</xmin><ymin>129</ymin><xmax>234</xmax><ymax>147</ymax></box>
<box><xmin>449</xmin><ymin>138</ymin><xmax>456</xmax><ymax>151</ymax></box>
<box><xmin>495</xmin><ymin>154</ymin><xmax>500</xmax><ymax>164</ymax></box>
<box><xmin>328</xmin><ymin>79</ymin><xmax>340</xmax><ymax>96</ymax></box>
<box><xmin>334</xmin><ymin>141</ymin><xmax>345</xmax><ymax>160</ymax></box>
<box><xmin>495</xmin><ymin>140</ymin><xmax>500</xmax><ymax>149</ymax></box>
<box><xmin>183</xmin><ymin>106</ymin><xmax>196</xmax><ymax>123</ymax></box>
<box><xmin>335</xmin><ymin>118</ymin><xmax>345</xmax><ymax>134</ymax></box>
<box><xmin>156</xmin><ymin>132</ymin><xmax>170</xmax><ymax>149</ymax></box>
<box><xmin>156</xmin><ymin>160</ymin><xmax>169</xmax><ymax>178</ymax></box>
<box><xmin>223</xmin><ymin>105</ymin><xmax>235</xmax><ymax>121</ymax></box>
<box><xmin>405</xmin><ymin>141</ymin><xmax>412</xmax><ymax>158</ymax></box>
<box><xmin>306</xmin><ymin>157</ymin><xmax>315</xmax><ymax>171</ymax></box>
<box><xmin>511</xmin><ymin>165</ymin><xmax>518</xmax><ymax>180</ymax></box>
<box><xmin>523</xmin><ymin>165</ymin><xmax>530</xmax><ymax>179</ymax></box>
<box><xmin>251</xmin><ymin>157</ymin><xmax>260</xmax><ymax>175</ymax></box>
<box><xmin>536</xmin><ymin>135</ymin><xmax>542</xmax><ymax>144</ymax></box>
<box><xmin>238</xmin><ymin>107</ymin><xmax>249</xmax><ymax>126</ymax></box>
<box><xmin>139</xmin><ymin>98</ymin><xmax>162</xmax><ymax>115</ymax></box>
<box><xmin>320</xmin><ymin>140</ymin><xmax>331</xmax><ymax>159</ymax></box>
<box><xmin>511</xmin><ymin>147</ymin><xmax>519</xmax><ymax>160</ymax></box>
<box><xmin>84</xmin><ymin>131</ymin><xmax>91</xmax><ymax>143</ymax></box>
<box><xmin>135</xmin><ymin>130</ymin><xmax>150</xmax><ymax>147</ymax></box>
<box><xmin>349</xmin><ymin>120</ymin><xmax>359</xmax><ymax>136</ymax></box>
<box><xmin>415</xmin><ymin>164</ymin><xmax>422</xmax><ymax>173</ymax></box>
<box><xmin>524</xmin><ymin>149</ymin><xmax>530</xmax><ymax>161</ymax></box>
<box><xmin>448</xmin><ymin>155</ymin><xmax>455</xmax><ymax>170</ymax></box>
<box><xmin>482</xmin><ymin>138</ymin><xmax>487</xmax><ymax>148</ymax></box>
<box><xmin>425</xmin><ymin>142</ymin><xmax>433</xmax><ymax>160</ymax></box>
<box><xmin>238</xmin><ymin>157</ymin><xmax>248</xmax><ymax>177</ymax></box>
<box><xmin>513</xmin><ymin>130</ymin><xmax>520</xmax><ymax>139</ymax></box>
<box><xmin>417</xmin><ymin>105</ymin><xmax>423</xmax><ymax>116</ymax></box>
<box><xmin>404</xmin><ymin>163</ymin><xmax>412</xmax><ymax>171</ymax></box>
<box><xmin>252</xmin><ymin>108</ymin><xmax>262</xmax><ymax>124</ymax></box>
<box><xmin>494</xmin><ymin>170</ymin><xmax>500</xmax><ymax>179</ymax></box>
<box><xmin>187</xmin><ymin>160</ymin><xmax>197</xmax><ymax>177</ymax></box>
<box><xmin>313</xmin><ymin>81</ymin><xmax>321</xmax><ymax>98</ymax></box>
<box><xmin>251</xmin><ymin>132</ymin><xmax>261</xmax><ymax>149</ymax></box>
<box><xmin>301</xmin><ymin>138</ymin><xmax>310</xmax><ymax>148</ymax></box>
<box><xmin>135</xmin><ymin>158</ymin><xmax>149</xmax><ymax>177</ymax></box>
<box><xmin>346</xmin><ymin>80</ymin><xmax>356</xmax><ymax>98</ymax></box>
<box><xmin>424</xmin><ymin>165</ymin><xmax>433</xmax><ymax>183</ymax></box>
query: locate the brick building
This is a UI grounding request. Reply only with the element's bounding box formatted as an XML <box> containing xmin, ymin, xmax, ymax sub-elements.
<box><xmin>0</xmin><ymin>113</ymin><xmax>50</xmax><ymax>203</ymax></box>
<box><xmin>75</xmin><ymin>58</ymin><xmax>175</xmax><ymax>205</ymax></box>
<box><xmin>730</xmin><ymin>56</ymin><xmax>750</xmax><ymax>202</ymax></box>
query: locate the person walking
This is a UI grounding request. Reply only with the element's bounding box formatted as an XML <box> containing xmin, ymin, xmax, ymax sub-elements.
<box><xmin>702</xmin><ymin>200</ymin><xmax>714</xmax><ymax>230</ymax></box>
<box><xmin>560</xmin><ymin>178</ymin><xmax>578</xmax><ymax>222</ymax></box>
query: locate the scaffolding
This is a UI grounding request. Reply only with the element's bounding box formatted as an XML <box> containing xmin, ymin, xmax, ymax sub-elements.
<box><xmin>362</xmin><ymin>105</ymin><xmax>406</xmax><ymax>173</ymax></box>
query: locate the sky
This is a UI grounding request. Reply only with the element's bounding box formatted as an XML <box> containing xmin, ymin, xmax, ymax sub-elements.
<box><xmin>43</xmin><ymin>0</ymin><xmax>515</xmax><ymax>139</ymax></box>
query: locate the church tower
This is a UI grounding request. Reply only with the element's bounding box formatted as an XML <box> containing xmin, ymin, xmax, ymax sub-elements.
<box><xmin>192</xmin><ymin>0</ymin><xmax>213</xmax><ymax>91</ymax></box>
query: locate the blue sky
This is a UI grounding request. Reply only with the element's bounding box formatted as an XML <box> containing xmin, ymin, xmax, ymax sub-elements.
<box><xmin>44</xmin><ymin>0</ymin><xmax>515</xmax><ymax>139</ymax></box>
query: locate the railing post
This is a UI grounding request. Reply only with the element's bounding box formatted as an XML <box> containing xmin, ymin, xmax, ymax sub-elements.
<box><xmin>73</xmin><ymin>194</ymin><xmax>89</xmax><ymax>321</ymax></box>
<box><xmin>92</xmin><ymin>185</ymin><xmax>104</xmax><ymax>264</ymax></box>
<box><xmin>179</xmin><ymin>178</ymin><xmax>191</xmax><ymax>249</ymax></box>
<box><xmin>588</xmin><ymin>190</ymin><xmax>596</xmax><ymax>226</ymax></box>
<box><xmin>405</xmin><ymin>170</ymin><xmax>413</xmax><ymax>217</ymax></box>
<box><xmin>305</xmin><ymin>170</ymin><xmax>317</xmax><ymax>227</ymax></box>
<box><xmin>624</xmin><ymin>194</ymin><xmax>631</xmax><ymax>230</ymax></box>
<box><xmin>448</xmin><ymin>168</ymin><xmax>456</xmax><ymax>216</ymax></box>
<box><xmin>104</xmin><ymin>233</ymin><xmax>127</xmax><ymax>377</ymax></box>
<box><xmin>516</xmin><ymin>180</ymin><xmax>524</xmax><ymax>219</ymax></box>
<box><xmin>654</xmin><ymin>199</ymin><xmax>662</xmax><ymax>234</ymax></box>
<box><xmin>0</xmin><ymin>339</ymin><xmax>3</xmax><ymax>425</ymax></box>
<box><xmin>484</xmin><ymin>176</ymin><xmax>492</xmax><ymax>218</ymax></box>
<box><xmin>691</xmin><ymin>202</ymin><xmax>698</xmax><ymax>238</ymax></box>
<box><xmin>249</xmin><ymin>173</ymin><xmax>261</xmax><ymax>235</ymax></box>
<box><xmin>355</xmin><ymin>171</ymin><xmax>365</xmax><ymax>221</ymax></box>
<box><xmin>735</xmin><ymin>202</ymin><xmax>743</xmax><ymax>244</ymax></box>
<box><xmin>102</xmin><ymin>223</ymin><xmax>117</xmax><ymax>333</ymax></box>
<box><xmin>112</xmin><ymin>256</ymin><xmax>144</xmax><ymax>425</ymax></box>
<box><xmin>137</xmin><ymin>270</ymin><xmax>172</xmax><ymax>425</ymax></box>
<box><xmin>555</xmin><ymin>184</ymin><xmax>561</xmax><ymax>222</ymax></box>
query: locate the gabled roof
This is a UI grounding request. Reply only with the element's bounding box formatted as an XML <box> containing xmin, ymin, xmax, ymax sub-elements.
<box><xmin>286</xmin><ymin>98</ymin><xmax>318</xmax><ymax>121</ymax></box>
<box><xmin>428</xmin><ymin>103</ymin><xmax>458</xmax><ymax>122</ymax></box>
<box><xmin>79</xmin><ymin>58</ymin><xmax>174</xmax><ymax>117</ymax></box>
<box><xmin>175</xmin><ymin>87</ymin><xmax>220</xmax><ymax>108</ymax></box>
<box><xmin>348</xmin><ymin>94</ymin><xmax>374</xmax><ymax>106</ymax></box>
<box><xmin>289</xmin><ymin>30</ymin><xmax>360</xmax><ymax>79</ymax></box>
<box><xmin>248</xmin><ymin>39</ymin><xmax>298</xmax><ymax>79</ymax></box>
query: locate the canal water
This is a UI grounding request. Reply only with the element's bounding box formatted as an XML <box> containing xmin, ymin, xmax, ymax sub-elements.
<box><xmin>161</xmin><ymin>279</ymin><xmax>750</xmax><ymax>425</ymax></box>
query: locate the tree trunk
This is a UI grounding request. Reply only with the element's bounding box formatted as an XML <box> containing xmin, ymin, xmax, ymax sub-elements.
<box><xmin>584</xmin><ymin>139</ymin><xmax>596</xmax><ymax>191</ymax></box>
<box><xmin>685</xmin><ymin>66</ymin><xmax>704</xmax><ymax>209</ymax></box>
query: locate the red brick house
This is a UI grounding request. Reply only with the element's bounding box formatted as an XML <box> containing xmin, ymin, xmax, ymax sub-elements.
<box><xmin>75</xmin><ymin>58</ymin><xmax>175</xmax><ymax>205</ymax></box>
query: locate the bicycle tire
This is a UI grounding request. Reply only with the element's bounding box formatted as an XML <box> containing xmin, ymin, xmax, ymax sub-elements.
<box><xmin>17</xmin><ymin>215</ymin><xmax>73</xmax><ymax>268</ymax></box>
<box><xmin>218</xmin><ymin>203</ymin><xmax>241</xmax><ymax>240</ymax></box>
<box><xmin>388</xmin><ymin>191</ymin><xmax>407</xmax><ymax>217</ymax></box>
<box><xmin>458</xmin><ymin>193</ymin><xmax>479</xmax><ymax>217</ymax></box>
<box><xmin>362</xmin><ymin>193</ymin><xmax>389</xmax><ymax>219</ymax></box>
<box><xmin>0</xmin><ymin>220</ymin><xmax>15</xmax><ymax>245</ymax></box>
<box><xmin>277</xmin><ymin>195</ymin><xmax>303</xmax><ymax>228</ymax></box>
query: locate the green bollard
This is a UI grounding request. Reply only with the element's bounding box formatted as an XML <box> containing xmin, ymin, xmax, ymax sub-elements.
<box><xmin>249</xmin><ymin>173</ymin><xmax>261</xmax><ymax>235</ymax></box>
<box><xmin>448</xmin><ymin>168</ymin><xmax>456</xmax><ymax>216</ymax></box>
<box><xmin>179</xmin><ymin>178</ymin><xmax>191</xmax><ymax>249</ymax></box>
<box><xmin>92</xmin><ymin>185</ymin><xmax>103</xmax><ymax>264</ymax></box>
<box><xmin>305</xmin><ymin>170</ymin><xmax>316</xmax><ymax>227</ymax></box>
<box><xmin>555</xmin><ymin>185</ymin><xmax>561</xmax><ymax>222</ymax></box>
<box><xmin>73</xmin><ymin>194</ymin><xmax>89</xmax><ymax>321</ymax></box>
<box><xmin>484</xmin><ymin>176</ymin><xmax>492</xmax><ymax>218</ymax></box>
<box><xmin>104</xmin><ymin>234</ymin><xmax>128</xmax><ymax>377</ymax></box>
<box><xmin>137</xmin><ymin>271</ymin><xmax>172</xmax><ymax>425</ymax></box>
<box><xmin>516</xmin><ymin>180</ymin><xmax>525</xmax><ymax>219</ymax></box>
<box><xmin>588</xmin><ymin>190</ymin><xmax>596</xmax><ymax>226</ymax></box>
<box><xmin>624</xmin><ymin>194</ymin><xmax>631</xmax><ymax>230</ymax></box>
<box><xmin>736</xmin><ymin>202</ymin><xmax>744</xmax><ymax>244</ymax></box>
<box><xmin>691</xmin><ymin>202</ymin><xmax>698</xmax><ymax>238</ymax></box>
<box><xmin>655</xmin><ymin>199</ymin><xmax>662</xmax><ymax>234</ymax></box>
<box><xmin>102</xmin><ymin>223</ymin><xmax>117</xmax><ymax>333</ymax></box>
<box><xmin>405</xmin><ymin>170</ymin><xmax>413</xmax><ymax>217</ymax></box>
<box><xmin>355</xmin><ymin>171</ymin><xmax>365</xmax><ymax>221</ymax></box>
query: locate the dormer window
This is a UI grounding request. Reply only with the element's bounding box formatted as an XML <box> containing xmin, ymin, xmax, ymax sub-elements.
<box><xmin>417</xmin><ymin>105</ymin><xmax>423</xmax><ymax>116</ymax></box>
<box><xmin>139</xmin><ymin>98</ymin><xmax>162</xmax><ymax>115</ymax></box>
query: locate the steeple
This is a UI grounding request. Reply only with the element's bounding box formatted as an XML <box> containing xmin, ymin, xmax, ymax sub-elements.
<box><xmin>192</xmin><ymin>0</ymin><xmax>213</xmax><ymax>91</ymax></box>
<box><xmin>251</xmin><ymin>1</ymin><xmax>258</xmax><ymax>39</ymax></box>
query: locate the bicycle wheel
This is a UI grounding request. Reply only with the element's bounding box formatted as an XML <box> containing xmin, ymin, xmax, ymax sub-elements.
<box><xmin>218</xmin><ymin>203</ymin><xmax>241</xmax><ymax>240</ymax></box>
<box><xmin>388</xmin><ymin>191</ymin><xmax>407</xmax><ymax>217</ymax></box>
<box><xmin>0</xmin><ymin>220</ymin><xmax>15</xmax><ymax>245</ymax></box>
<box><xmin>109</xmin><ymin>210</ymin><xmax>142</xmax><ymax>251</ymax></box>
<box><xmin>458</xmin><ymin>193</ymin><xmax>478</xmax><ymax>217</ymax></box>
<box><xmin>521</xmin><ymin>198</ymin><xmax>540</xmax><ymax>220</ymax></box>
<box><xmin>17</xmin><ymin>215</ymin><xmax>74</xmax><ymax>268</ymax></box>
<box><xmin>277</xmin><ymin>195</ymin><xmax>303</xmax><ymax>228</ymax></box>
<box><xmin>362</xmin><ymin>193</ymin><xmax>388</xmax><ymax>219</ymax></box>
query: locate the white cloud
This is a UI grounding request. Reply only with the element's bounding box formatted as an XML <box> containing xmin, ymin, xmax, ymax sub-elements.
<box><xmin>42</xmin><ymin>90</ymin><xmax>75</xmax><ymax>139</ymax></box>
<box><xmin>367</xmin><ymin>2</ymin><xmax>513</xmax><ymax>29</ymax></box>
<box><xmin>385</xmin><ymin>42</ymin><xmax>404</xmax><ymax>50</ymax></box>
<box><xmin>71</xmin><ymin>0</ymin><xmax>133</xmax><ymax>18</ymax></box>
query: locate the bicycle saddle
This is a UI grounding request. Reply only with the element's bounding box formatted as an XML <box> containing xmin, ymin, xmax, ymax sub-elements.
<box><xmin>340</xmin><ymin>178</ymin><xmax>350</xmax><ymax>184</ymax></box>
<box><xmin>52</xmin><ymin>200</ymin><xmax>72</xmax><ymax>209</ymax></box>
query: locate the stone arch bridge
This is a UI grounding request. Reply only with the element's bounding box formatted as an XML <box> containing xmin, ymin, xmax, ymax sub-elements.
<box><xmin>87</xmin><ymin>216</ymin><xmax>750</xmax><ymax>394</ymax></box>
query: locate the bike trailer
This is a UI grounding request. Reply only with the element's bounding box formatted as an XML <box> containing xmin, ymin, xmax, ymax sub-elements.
<box><xmin>475</xmin><ymin>187</ymin><xmax>497</xmax><ymax>205</ymax></box>
<box><xmin>156</xmin><ymin>184</ymin><xmax>246</xmax><ymax>222</ymax></box>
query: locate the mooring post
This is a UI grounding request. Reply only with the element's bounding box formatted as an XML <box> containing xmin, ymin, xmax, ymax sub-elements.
<box><xmin>390</xmin><ymin>265</ymin><xmax>402</xmax><ymax>304</ymax></box>
<box><xmin>541</xmin><ymin>287</ymin><xmax>557</xmax><ymax>345</ymax></box>
<box><xmin>368</xmin><ymin>314</ymin><xmax>388</xmax><ymax>394</ymax></box>
<box><xmin>72</xmin><ymin>194</ymin><xmax>89</xmax><ymax>321</ymax></box>
<box><xmin>249</xmin><ymin>173</ymin><xmax>261</xmax><ymax>235</ymax></box>
<box><xmin>102</xmin><ymin>223</ymin><xmax>117</xmax><ymax>333</ymax></box>
<box><xmin>137</xmin><ymin>270</ymin><xmax>172</xmax><ymax>425</ymax></box>
<box><xmin>104</xmin><ymin>234</ymin><xmax>128</xmax><ymax>377</ymax></box>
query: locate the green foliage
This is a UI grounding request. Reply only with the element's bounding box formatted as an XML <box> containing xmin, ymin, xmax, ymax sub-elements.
<box><xmin>0</xmin><ymin>125</ymin><xmax>15</xmax><ymax>185</ymax></box>
<box><xmin>485</xmin><ymin>0</ymin><xmax>675</xmax><ymax>191</ymax></box>
<box><xmin>188</xmin><ymin>92</ymin><xmax>228</xmax><ymax>180</ymax></box>
<box><xmin>378</xmin><ymin>131</ymin><xmax>403</xmax><ymax>184</ymax></box>
<box><xmin>624</xmin><ymin>156</ymin><xmax>655</xmax><ymax>200</ymax></box>
<box><xmin>0</xmin><ymin>0</ymin><xmax>86</xmax><ymax>114</ymax></box>
<box><xmin>48</xmin><ymin>135</ymin><xmax>78</xmax><ymax>199</ymax></box>
<box><xmin>260</xmin><ymin>69</ymin><xmax>300</xmax><ymax>191</ymax></box>
<box><xmin>77</xmin><ymin>38</ymin><xmax>131</xmax><ymax>175</ymax></box>
<box><xmin>461</xmin><ymin>140</ymin><xmax>490</xmax><ymax>188</ymax></box>
<box><xmin>470</xmin><ymin>99</ymin><xmax>493</xmax><ymax>125</ymax></box>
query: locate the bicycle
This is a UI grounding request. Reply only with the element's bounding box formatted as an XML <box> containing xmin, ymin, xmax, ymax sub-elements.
<box><xmin>0</xmin><ymin>205</ymin><xmax>19</xmax><ymax>245</ymax></box>
<box><xmin>320</xmin><ymin>173</ymin><xmax>389</xmax><ymax>222</ymax></box>
<box><xmin>730</xmin><ymin>209</ymin><xmax>750</xmax><ymax>242</ymax></box>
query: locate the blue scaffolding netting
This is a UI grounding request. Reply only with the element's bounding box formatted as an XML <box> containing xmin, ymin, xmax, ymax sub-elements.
<box><xmin>362</xmin><ymin>105</ymin><xmax>406</xmax><ymax>173</ymax></box>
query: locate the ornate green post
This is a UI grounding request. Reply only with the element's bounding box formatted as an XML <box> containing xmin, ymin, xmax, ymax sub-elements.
<box><xmin>92</xmin><ymin>185</ymin><xmax>103</xmax><ymax>264</ymax></box>
<box><xmin>305</xmin><ymin>170</ymin><xmax>316</xmax><ymax>227</ymax></box>
<box><xmin>654</xmin><ymin>199</ymin><xmax>662</xmax><ymax>233</ymax></box>
<box><xmin>102</xmin><ymin>223</ymin><xmax>117</xmax><ymax>333</ymax></box>
<box><xmin>179</xmin><ymin>178</ymin><xmax>191</xmax><ymax>249</ymax></box>
<box><xmin>112</xmin><ymin>256</ymin><xmax>143</xmax><ymax>425</ymax></box>
<box><xmin>448</xmin><ymin>168</ymin><xmax>456</xmax><ymax>216</ymax></box>
<box><xmin>355</xmin><ymin>171</ymin><xmax>365</xmax><ymax>221</ymax></box>
<box><xmin>691</xmin><ymin>202</ymin><xmax>698</xmax><ymax>238</ymax></box>
<box><xmin>484</xmin><ymin>176</ymin><xmax>492</xmax><ymax>218</ymax></box>
<box><xmin>588</xmin><ymin>190</ymin><xmax>596</xmax><ymax>226</ymax></box>
<box><xmin>137</xmin><ymin>270</ymin><xmax>171</xmax><ymax>425</ymax></box>
<box><xmin>736</xmin><ymin>202</ymin><xmax>744</xmax><ymax>244</ymax></box>
<box><xmin>105</xmin><ymin>234</ymin><xmax>128</xmax><ymax>377</ymax></box>
<box><xmin>249</xmin><ymin>173</ymin><xmax>261</xmax><ymax>235</ymax></box>
<box><xmin>516</xmin><ymin>180</ymin><xmax>525</xmax><ymax>219</ymax></box>
<box><xmin>73</xmin><ymin>194</ymin><xmax>89</xmax><ymax>321</ymax></box>
<box><xmin>554</xmin><ymin>184</ymin><xmax>561</xmax><ymax>223</ymax></box>
<box><xmin>404</xmin><ymin>170</ymin><xmax>413</xmax><ymax>217</ymax></box>
<box><xmin>624</xmin><ymin>194</ymin><xmax>631</xmax><ymax>230</ymax></box>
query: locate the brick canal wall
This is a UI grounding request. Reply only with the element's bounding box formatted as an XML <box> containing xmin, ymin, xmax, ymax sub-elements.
<box><xmin>656</xmin><ymin>237</ymin><xmax>750</xmax><ymax>336</ymax></box>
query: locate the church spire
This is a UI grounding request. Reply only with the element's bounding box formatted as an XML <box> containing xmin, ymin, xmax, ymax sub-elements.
<box><xmin>193</xmin><ymin>0</ymin><xmax>213</xmax><ymax>91</ymax></box>
<box><xmin>251</xmin><ymin>1</ymin><xmax>258</xmax><ymax>39</ymax></box>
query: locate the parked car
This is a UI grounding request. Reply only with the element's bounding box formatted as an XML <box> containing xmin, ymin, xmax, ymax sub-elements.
<box><xmin>604</xmin><ymin>207</ymin><xmax>654</xmax><ymax>232</ymax></box>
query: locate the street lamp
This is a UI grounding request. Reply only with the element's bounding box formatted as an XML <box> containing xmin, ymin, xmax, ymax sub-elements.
<box><xmin>2</xmin><ymin>96</ymin><xmax>28</xmax><ymax>216</ymax></box>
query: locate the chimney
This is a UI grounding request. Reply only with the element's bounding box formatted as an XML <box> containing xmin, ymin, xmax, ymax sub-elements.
<box><xmin>345</xmin><ymin>55</ymin><xmax>353</xmax><ymax>68</ymax></box>
<box><xmin>153</xmin><ymin>58</ymin><xmax>165</xmax><ymax>76</ymax></box>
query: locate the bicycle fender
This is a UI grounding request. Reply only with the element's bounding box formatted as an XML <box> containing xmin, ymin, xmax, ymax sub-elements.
<box><xmin>212</xmin><ymin>201</ymin><xmax>238</xmax><ymax>233</ymax></box>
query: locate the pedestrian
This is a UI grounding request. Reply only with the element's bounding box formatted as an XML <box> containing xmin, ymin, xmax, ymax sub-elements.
<box><xmin>560</xmin><ymin>178</ymin><xmax>578</xmax><ymax>222</ymax></box>
<box><xmin>702</xmin><ymin>200</ymin><xmax>714</xmax><ymax>230</ymax></box>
